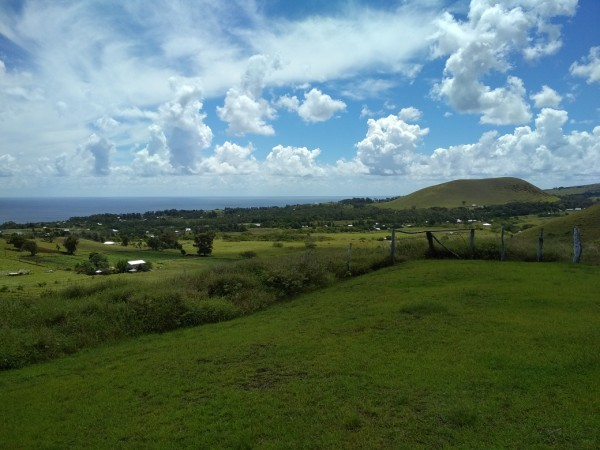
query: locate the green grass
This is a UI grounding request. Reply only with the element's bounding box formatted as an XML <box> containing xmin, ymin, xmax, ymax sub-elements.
<box><xmin>1</xmin><ymin>260</ymin><xmax>599</xmax><ymax>448</ymax></box>
<box><xmin>381</xmin><ymin>177</ymin><xmax>559</xmax><ymax>209</ymax></box>
<box><xmin>544</xmin><ymin>183</ymin><xmax>600</xmax><ymax>197</ymax></box>
<box><xmin>518</xmin><ymin>203</ymin><xmax>600</xmax><ymax>242</ymax></box>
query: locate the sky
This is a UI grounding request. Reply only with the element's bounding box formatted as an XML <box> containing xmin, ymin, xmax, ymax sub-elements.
<box><xmin>0</xmin><ymin>0</ymin><xmax>599</xmax><ymax>198</ymax></box>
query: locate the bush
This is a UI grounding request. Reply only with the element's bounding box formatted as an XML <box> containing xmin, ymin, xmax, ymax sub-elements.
<box><xmin>180</xmin><ymin>300</ymin><xmax>239</xmax><ymax>326</ymax></box>
<box><xmin>128</xmin><ymin>291</ymin><xmax>189</xmax><ymax>333</ymax></box>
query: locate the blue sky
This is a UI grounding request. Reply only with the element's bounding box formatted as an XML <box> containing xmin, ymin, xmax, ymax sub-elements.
<box><xmin>0</xmin><ymin>0</ymin><xmax>598</xmax><ymax>197</ymax></box>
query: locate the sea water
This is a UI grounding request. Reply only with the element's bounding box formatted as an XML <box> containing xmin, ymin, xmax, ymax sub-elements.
<box><xmin>0</xmin><ymin>196</ymin><xmax>347</xmax><ymax>224</ymax></box>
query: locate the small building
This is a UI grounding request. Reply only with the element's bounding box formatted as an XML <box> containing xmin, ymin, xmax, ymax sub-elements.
<box><xmin>127</xmin><ymin>260</ymin><xmax>147</xmax><ymax>272</ymax></box>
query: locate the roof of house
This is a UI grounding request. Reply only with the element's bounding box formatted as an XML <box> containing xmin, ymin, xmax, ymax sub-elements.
<box><xmin>127</xmin><ymin>260</ymin><xmax>146</xmax><ymax>265</ymax></box>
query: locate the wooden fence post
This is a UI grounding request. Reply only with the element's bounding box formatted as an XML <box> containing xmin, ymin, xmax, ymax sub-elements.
<box><xmin>537</xmin><ymin>228</ymin><xmax>544</xmax><ymax>262</ymax></box>
<box><xmin>346</xmin><ymin>243</ymin><xmax>352</xmax><ymax>273</ymax></box>
<box><xmin>573</xmin><ymin>227</ymin><xmax>582</xmax><ymax>263</ymax></box>
<box><xmin>426</xmin><ymin>231</ymin><xmax>434</xmax><ymax>254</ymax></box>
<box><xmin>501</xmin><ymin>226</ymin><xmax>506</xmax><ymax>261</ymax></box>
<box><xmin>390</xmin><ymin>229</ymin><xmax>396</xmax><ymax>264</ymax></box>
<box><xmin>470</xmin><ymin>229</ymin><xmax>475</xmax><ymax>258</ymax></box>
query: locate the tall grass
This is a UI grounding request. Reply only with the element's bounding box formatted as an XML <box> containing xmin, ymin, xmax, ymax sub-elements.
<box><xmin>0</xmin><ymin>246</ymin><xmax>392</xmax><ymax>370</ymax></box>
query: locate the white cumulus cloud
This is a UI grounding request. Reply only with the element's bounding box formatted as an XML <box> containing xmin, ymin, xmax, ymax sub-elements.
<box><xmin>79</xmin><ymin>134</ymin><xmax>114</xmax><ymax>176</ymax></box>
<box><xmin>265</xmin><ymin>145</ymin><xmax>325</xmax><ymax>177</ymax></box>
<box><xmin>217</xmin><ymin>55</ymin><xmax>277</xmax><ymax>136</ymax></box>
<box><xmin>431</xmin><ymin>0</ymin><xmax>576</xmax><ymax>125</ymax></box>
<box><xmin>154</xmin><ymin>79</ymin><xmax>213</xmax><ymax>173</ymax></box>
<box><xmin>278</xmin><ymin>88</ymin><xmax>346</xmax><ymax>123</ymax></box>
<box><xmin>570</xmin><ymin>47</ymin><xmax>600</xmax><ymax>84</ymax></box>
<box><xmin>132</xmin><ymin>125</ymin><xmax>173</xmax><ymax>177</ymax></box>
<box><xmin>427</xmin><ymin>108</ymin><xmax>600</xmax><ymax>180</ymax></box>
<box><xmin>530</xmin><ymin>85</ymin><xmax>562</xmax><ymax>109</ymax></box>
<box><xmin>353</xmin><ymin>111</ymin><xmax>429</xmax><ymax>175</ymax></box>
<box><xmin>199</xmin><ymin>142</ymin><xmax>259</xmax><ymax>175</ymax></box>
<box><xmin>297</xmin><ymin>88</ymin><xmax>346</xmax><ymax>123</ymax></box>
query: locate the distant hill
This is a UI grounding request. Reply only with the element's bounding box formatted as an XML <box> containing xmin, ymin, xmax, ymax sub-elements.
<box><xmin>380</xmin><ymin>177</ymin><xmax>559</xmax><ymax>210</ymax></box>
<box><xmin>544</xmin><ymin>183</ymin><xmax>600</xmax><ymax>199</ymax></box>
<box><xmin>518</xmin><ymin>203</ymin><xmax>600</xmax><ymax>242</ymax></box>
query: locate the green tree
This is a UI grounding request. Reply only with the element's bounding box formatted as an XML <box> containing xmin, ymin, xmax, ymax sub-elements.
<box><xmin>88</xmin><ymin>252</ymin><xmax>109</xmax><ymax>271</ymax></box>
<box><xmin>7</xmin><ymin>233</ymin><xmax>26</xmax><ymax>250</ymax></box>
<box><xmin>194</xmin><ymin>232</ymin><xmax>215</xmax><ymax>256</ymax></box>
<box><xmin>158</xmin><ymin>229</ymin><xmax>181</xmax><ymax>250</ymax></box>
<box><xmin>76</xmin><ymin>252</ymin><xmax>109</xmax><ymax>275</ymax></box>
<box><xmin>63</xmin><ymin>235</ymin><xmax>79</xmax><ymax>255</ymax></box>
<box><xmin>146</xmin><ymin>236</ymin><xmax>161</xmax><ymax>251</ymax></box>
<box><xmin>115</xmin><ymin>259</ymin><xmax>129</xmax><ymax>273</ymax></box>
<box><xmin>21</xmin><ymin>240</ymin><xmax>38</xmax><ymax>256</ymax></box>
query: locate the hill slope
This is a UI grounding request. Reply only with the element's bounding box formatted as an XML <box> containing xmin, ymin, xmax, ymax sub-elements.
<box><xmin>519</xmin><ymin>203</ymin><xmax>600</xmax><ymax>241</ymax></box>
<box><xmin>544</xmin><ymin>182</ymin><xmax>600</xmax><ymax>197</ymax></box>
<box><xmin>1</xmin><ymin>261</ymin><xmax>599</xmax><ymax>448</ymax></box>
<box><xmin>381</xmin><ymin>177</ymin><xmax>559</xmax><ymax>209</ymax></box>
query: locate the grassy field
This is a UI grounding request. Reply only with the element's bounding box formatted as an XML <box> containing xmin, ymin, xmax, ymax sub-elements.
<box><xmin>1</xmin><ymin>260</ymin><xmax>599</xmax><ymax>449</ymax></box>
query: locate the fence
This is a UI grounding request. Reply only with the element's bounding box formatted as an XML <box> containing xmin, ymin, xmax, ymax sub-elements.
<box><xmin>385</xmin><ymin>226</ymin><xmax>588</xmax><ymax>264</ymax></box>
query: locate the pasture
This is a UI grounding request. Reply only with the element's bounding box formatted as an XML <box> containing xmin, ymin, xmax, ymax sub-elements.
<box><xmin>1</xmin><ymin>260</ymin><xmax>599</xmax><ymax>448</ymax></box>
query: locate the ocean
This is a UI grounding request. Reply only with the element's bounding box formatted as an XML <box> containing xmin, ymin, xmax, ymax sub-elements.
<box><xmin>0</xmin><ymin>196</ymin><xmax>347</xmax><ymax>224</ymax></box>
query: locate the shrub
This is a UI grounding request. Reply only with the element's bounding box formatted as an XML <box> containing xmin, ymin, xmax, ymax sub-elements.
<box><xmin>128</xmin><ymin>291</ymin><xmax>189</xmax><ymax>333</ymax></box>
<box><xmin>180</xmin><ymin>300</ymin><xmax>239</xmax><ymax>326</ymax></box>
<box><xmin>239</xmin><ymin>250</ymin><xmax>257</xmax><ymax>259</ymax></box>
<box><xmin>115</xmin><ymin>259</ymin><xmax>129</xmax><ymax>273</ymax></box>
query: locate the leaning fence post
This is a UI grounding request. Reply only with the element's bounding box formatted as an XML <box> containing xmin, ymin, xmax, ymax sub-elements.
<box><xmin>537</xmin><ymin>228</ymin><xmax>544</xmax><ymax>262</ymax></box>
<box><xmin>390</xmin><ymin>229</ymin><xmax>396</xmax><ymax>264</ymax></box>
<box><xmin>573</xmin><ymin>227</ymin><xmax>582</xmax><ymax>263</ymax></box>
<box><xmin>470</xmin><ymin>229</ymin><xmax>475</xmax><ymax>258</ymax></box>
<box><xmin>501</xmin><ymin>226</ymin><xmax>506</xmax><ymax>261</ymax></box>
<box><xmin>346</xmin><ymin>243</ymin><xmax>352</xmax><ymax>273</ymax></box>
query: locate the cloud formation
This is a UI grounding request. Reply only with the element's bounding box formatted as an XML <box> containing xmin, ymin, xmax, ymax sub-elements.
<box><xmin>217</xmin><ymin>55</ymin><xmax>277</xmax><ymax>136</ymax></box>
<box><xmin>80</xmin><ymin>134</ymin><xmax>114</xmax><ymax>176</ymax></box>
<box><xmin>0</xmin><ymin>0</ymin><xmax>597</xmax><ymax>197</ymax></box>
<box><xmin>131</xmin><ymin>80</ymin><xmax>213</xmax><ymax>175</ymax></box>
<box><xmin>530</xmin><ymin>85</ymin><xmax>562</xmax><ymax>109</ymax></box>
<box><xmin>353</xmin><ymin>110</ymin><xmax>429</xmax><ymax>175</ymax></box>
<box><xmin>199</xmin><ymin>142</ymin><xmax>258</xmax><ymax>175</ymax></box>
<box><xmin>278</xmin><ymin>88</ymin><xmax>346</xmax><ymax>122</ymax></box>
<box><xmin>432</xmin><ymin>0</ymin><xmax>576</xmax><ymax>125</ymax></box>
<box><xmin>266</xmin><ymin>145</ymin><xmax>325</xmax><ymax>177</ymax></box>
<box><xmin>428</xmin><ymin>108</ymin><xmax>600</xmax><ymax>180</ymax></box>
<box><xmin>570</xmin><ymin>47</ymin><xmax>600</xmax><ymax>84</ymax></box>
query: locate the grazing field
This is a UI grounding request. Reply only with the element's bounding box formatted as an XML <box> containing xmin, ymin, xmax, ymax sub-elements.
<box><xmin>1</xmin><ymin>260</ymin><xmax>599</xmax><ymax>449</ymax></box>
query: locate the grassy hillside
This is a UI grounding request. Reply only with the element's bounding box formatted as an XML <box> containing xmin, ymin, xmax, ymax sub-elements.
<box><xmin>381</xmin><ymin>177</ymin><xmax>559</xmax><ymax>209</ymax></box>
<box><xmin>544</xmin><ymin>182</ymin><xmax>600</xmax><ymax>197</ymax></box>
<box><xmin>518</xmin><ymin>203</ymin><xmax>600</xmax><ymax>242</ymax></box>
<box><xmin>1</xmin><ymin>260</ymin><xmax>599</xmax><ymax>449</ymax></box>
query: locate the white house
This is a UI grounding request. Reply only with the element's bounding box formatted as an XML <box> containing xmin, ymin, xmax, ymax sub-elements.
<box><xmin>127</xmin><ymin>260</ymin><xmax>147</xmax><ymax>272</ymax></box>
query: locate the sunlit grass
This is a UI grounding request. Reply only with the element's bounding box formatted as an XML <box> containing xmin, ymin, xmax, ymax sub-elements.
<box><xmin>1</xmin><ymin>260</ymin><xmax>598</xmax><ymax>448</ymax></box>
